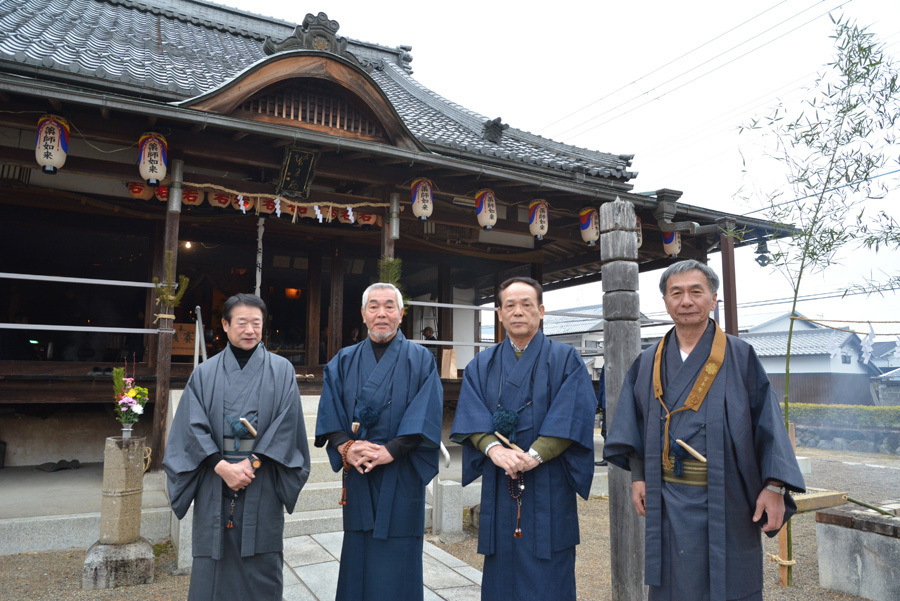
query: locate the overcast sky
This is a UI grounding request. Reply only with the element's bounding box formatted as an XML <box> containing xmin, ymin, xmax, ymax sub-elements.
<box><xmin>221</xmin><ymin>0</ymin><xmax>900</xmax><ymax>340</ymax></box>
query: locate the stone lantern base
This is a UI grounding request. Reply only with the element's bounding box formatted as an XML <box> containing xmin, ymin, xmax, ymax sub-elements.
<box><xmin>82</xmin><ymin>537</ymin><xmax>155</xmax><ymax>590</ymax></box>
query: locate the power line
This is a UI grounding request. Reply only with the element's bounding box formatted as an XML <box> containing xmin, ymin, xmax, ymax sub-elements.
<box><xmin>558</xmin><ymin>0</ymin><xmax>853</xmax><ymax>142</ymax></box>
<box><xmin>538</xmin><ymin>0</ymin><xmax>794</xmax><ymax>134</ymax></box>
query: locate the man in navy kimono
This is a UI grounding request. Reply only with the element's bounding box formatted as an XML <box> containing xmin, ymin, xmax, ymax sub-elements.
<box><xmin>315</xmin><ymin>283</ymin><xmax>443</xmax><ymax>601</ymax></box>
<box><xmin>604</xmin><ymin>260</ymin><xmax>805</xmax><ymax>601</ymax></box>
<box><xmin>450</xmin><ymin>277</ymin><xmax>596</xmax><ymax>601</ymax></box>
<box><xmin>163</xmin><ymin>293</ymin><xmax>310</xmax><ymax>601</ymax></box>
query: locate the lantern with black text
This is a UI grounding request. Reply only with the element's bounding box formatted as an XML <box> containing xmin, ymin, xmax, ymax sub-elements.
<box><xmin>663</xmin><ymin>231</ymin><xmax>681</xmax><ymax>257</ymax></box>
<box><xmin>138</xmin><ymin>133</ymin><xmax>168</xmax><ymax>186</ymax></box>
<box><xmin>35</xmin><ymin>115</ymin><xmax>69</xmax><ymax>174</ymax></box>
<box><xmin>528</xmin><ymin>200</ymin><xmax>549</xmax><ymax>240</ymax></box>
<box><xmin>579</xmin><ymin>207</ymin><xmax>600</xmax><ymax>246</ymax></box>
<box><xmin>475</xmin><ymin>189</ymin><xmax>497</xmax><ymax>230</ymax></box>
<box><xmin>410</xmin><ymin>178</ymin><xmax>434</xmax><ymax>220</ymax></box>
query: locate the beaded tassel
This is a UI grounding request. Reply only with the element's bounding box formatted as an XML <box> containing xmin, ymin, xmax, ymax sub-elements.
<box><xmin>339</xmin><ymin>470</ymin><xmax>348</xmax><ymax>506</ymax></box>
<box><xmin>226</xmin><ymin>497</ymin><xmax>235</xmax><ymax>529</ymax></box>
<box><xmin>508</xmin><ymin>472</ymin><xmax>525</xmax><ymax>538</ymax></box>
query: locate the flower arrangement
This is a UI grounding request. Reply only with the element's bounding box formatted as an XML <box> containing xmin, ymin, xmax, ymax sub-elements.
<box><xmin>112</xmin><ymin>366</ymin><xmax>149</xmax><ymax>425</ymax></box>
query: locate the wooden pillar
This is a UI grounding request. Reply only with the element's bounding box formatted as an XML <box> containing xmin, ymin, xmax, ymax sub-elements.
<box><xmin>146</xmin><ymin>221</ymin><xmax>164</xmax><ymax>369</ymax></box>
<box><xmin>381</xmin><ymin>187</ymin><xmax>395</xmax><ymax>260</ymax></box>
<box><xmin>305</xmin><ymin>251</ymin><xmax>322</xmax><ymax>366</ymax></box>
<box><xmin>718</xmin><ymin>220</ymin><xmax>738</xmax><ymax>335</ymax></box>
<box><xmin>438</xmin><ymin>263</ymin><xmax>453</xmax><ymax>342</ymax></box>
<box><xmin>493</xmin><ymin>272</ymin><xmax>505</xmax><ymax>343</ymax></box>
<box><xmin>328</xmin><ymin>239</ymin><xmax>344</xmax><ymax>360</ymax></box>
<box><xmin>149</xmin><ymin>159</ymin><xmax>183</xmax><ymax>472</ymax></box>
<box><xmin>601</xmin><ymin>198</ymin><xmax>647</xmax><ymax>601</ymax></box>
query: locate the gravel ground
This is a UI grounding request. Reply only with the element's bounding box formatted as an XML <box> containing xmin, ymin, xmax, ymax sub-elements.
<box><xmin>429</xmin><ymin>446</ymin><xmax>900</xmax><ymax>601</ymax></box>
<box><xmin>2</xmin><ymin>446</ymin><xmax>897</xmax><ymax>600</ymax></box>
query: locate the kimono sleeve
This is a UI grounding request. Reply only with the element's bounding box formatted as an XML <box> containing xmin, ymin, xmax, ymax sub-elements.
<box><xmin>162</xmin><ymin>368</ymin><xmax>221</xmax><ymax>519</ymax></box>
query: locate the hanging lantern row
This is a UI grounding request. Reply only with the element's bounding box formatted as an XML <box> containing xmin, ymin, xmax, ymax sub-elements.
<box><xmin>475</xmin><ymin>189</ymin><xmax>498</xmax><ymax>230</ymax></box>
<box><xmin>34</xmin><ymin>115</ymin><xmax>70</xmax><ymax>175</ymax></box>
<box><xmin>126</xmin><ymin>182</ymin><xmax>383</xmax><ymax>226</ymax></box>
<box><xmin>137</xmin><ymin>132</ymin><xmax>168</xmax><ymax>187</ymax></box>
<box><xmin>410</xmin><ymin>178</ymin><xmax>434</xmax><ymax>220</ymax></box>
<box><xmin>579</xmin><ymin>207</ymin><xmax>600</xmax><ymax>246</ymax></box>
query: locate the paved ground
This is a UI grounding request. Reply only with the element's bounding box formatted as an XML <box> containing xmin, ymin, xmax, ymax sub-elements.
<box><xmin>1</xmin><ymin>446</ymin><xmax>898</xmax><ymax>600</ymax></box>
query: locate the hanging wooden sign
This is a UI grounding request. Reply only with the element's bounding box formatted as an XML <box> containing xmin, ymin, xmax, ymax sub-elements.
<box><xmin>276</xmin><ymin>145</ymin><xmax>319</xmax><ymax>198</ymax></box>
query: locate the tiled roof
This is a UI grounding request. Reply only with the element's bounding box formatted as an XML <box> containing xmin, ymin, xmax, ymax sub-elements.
<box><xmin>740</xmin><ymin>329</ymin><xmax>856</xmax><ymax>357</ymax></box>
<box><xmin>0</xmin><ymin>0</ymin><xmax>635</xmax><ymax>182</ymax></box>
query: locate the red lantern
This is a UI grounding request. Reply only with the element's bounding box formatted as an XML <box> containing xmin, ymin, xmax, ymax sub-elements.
<box><xmin>35</xmin><ymin>115</ymin><xmax>69</xmax><ymax>174</ymax></box>
<box><xmin>232</xmin><ymin>195</ymin><xmax>254</xmax><ymax>213</ymax></box>
<box><xmin>126</xmin><ymin>181</ymin><xmax>155</xmax><ymax>200</ymax></box>
<box><xmin>137</xmin><ymin>133</ymin><xmax>168</xmax><ymax>187</ymax></box>
<box><xmin>181</xmin><ymin>188</ymin><xmax>204</xmax><ymax>206</ymax></box>
<box><xmin>411</xmin><ymin>178</ymin><xmax>434</xmax><ymax>220</ymax></box>
<box><xmin>295</xmin><ymin>205</ymin><xmax>311</xmax><ymax>219</ymax></box>
<box><xmin>258</xmin><ymin>198</ymin><xmax>276</xmax><ymax>214</ymax></box>
<box><xmin>338</xmin><ymin>207</ymin><xmax>355</xmax><ymax>224</ymax></box>
<box><xmin>208</xmin><ymin>191</ymin><xmax>233</xmax><ymax>209</ymax></box>
<box><xmin>155</xmin><ymin>185</ymin><xmax>169</xmax><ymax>202</ymax></box>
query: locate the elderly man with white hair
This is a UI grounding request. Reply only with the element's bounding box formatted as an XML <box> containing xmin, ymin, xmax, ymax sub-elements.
<box><xmin>315</xmin><ymin>283</ymin><xmax>443</xmax><ymax>601</ymax></box>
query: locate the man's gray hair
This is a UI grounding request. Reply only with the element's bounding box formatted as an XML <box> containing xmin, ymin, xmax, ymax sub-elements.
<box><xmin>658</xmin><ymin>260</ymin><xmax>720</xmax><ymax>295</ymax></box>
<box><xmin>362</xmin><ymin>283</ymin><xmax>404</xmax><ymax>310</ymax></box>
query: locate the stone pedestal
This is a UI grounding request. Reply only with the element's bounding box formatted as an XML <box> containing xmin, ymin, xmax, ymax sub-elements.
<box><xmin>816</xmin><ymin>506</ymin><xmax>900</xmax><ymax>601</ymax></box>
<box><xmin>82</xmin><ymin>436</ymin><xmax>154</xmax><ymax>590</ymax></box>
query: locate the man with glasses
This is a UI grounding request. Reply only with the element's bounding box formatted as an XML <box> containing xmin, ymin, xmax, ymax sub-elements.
<box><xmin>604</xmin><ymin>260</ymin><xmax>805</xmax><ymax>601</ymax></box>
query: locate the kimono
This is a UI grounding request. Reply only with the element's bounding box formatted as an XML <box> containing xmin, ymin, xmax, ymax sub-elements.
<box><xmin>450</xmin><ymin>331</ymin><xmax>596</xmax><ymax>601</ymax></box>
<box><xmin>603</xmin><ymin>320</ymin><xmax>805</xmax><ymax>601</ymax></box>
<box><xmin>163</xmin><ymin>344</ymin><xmax>310</xmax><ymax>601</ymax></box>
<box><xmin>315</xmin><ymin>331</ymin><xmax>443</xmax><ymax>601</ymax></box>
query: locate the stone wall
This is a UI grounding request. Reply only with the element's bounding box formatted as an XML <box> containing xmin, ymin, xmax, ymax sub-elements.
<box><xmin>875</xmin><ymin>380</ymin><xmax>900</xmax><ymax>406</ymax></box>
<box><xmin>796</xmin><ymin>424</ymin><xmax>900</xmax><ymax>455</ymax></box>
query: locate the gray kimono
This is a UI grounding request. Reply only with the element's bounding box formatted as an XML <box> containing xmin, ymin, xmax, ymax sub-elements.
<box><xmin>163</xmin><ymin>344</ymin><xmax>310</xmax><ymax>600</ymax></box>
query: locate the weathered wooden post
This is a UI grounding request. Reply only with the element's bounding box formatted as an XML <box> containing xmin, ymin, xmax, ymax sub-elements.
<box><xmin>600</xmin><ymin>198</ymin><xmax>647</xmax><ymax>601</ymax></box>
<box><xmin>82</xmin><ymin>436</ymin><xmax>154</xmax><ymax>589</ymax></box>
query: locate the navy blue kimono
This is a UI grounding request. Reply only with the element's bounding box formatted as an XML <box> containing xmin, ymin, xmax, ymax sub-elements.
<box><xmin>315</xmin><ymin>331</ymin><xmax>443</xmax><ymax>601</ymax></box>
<box><xmin>604</xmin><ymin>321</ymin><xmax>806</xmax><ymax>601</ymax></box>
<box><xmin>450</xmin><ymin>331</ymin><xmax>596</xmax><ymax>601</ymax></box>
<box><xmin>163</xmin><ymin>344</ymin><xmax>310</xmax><ymax>601</ymax></box>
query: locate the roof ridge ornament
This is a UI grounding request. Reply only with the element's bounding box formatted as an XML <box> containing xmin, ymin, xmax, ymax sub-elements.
<box><xmin>263</xmin><ymin>12</ymin><xmax>372</xmax><ymax>71</ymax></box>
<box><xmin>483</xmin><ymin>117</ymin><xmax>509</xmax><ymax>144</ymax></box>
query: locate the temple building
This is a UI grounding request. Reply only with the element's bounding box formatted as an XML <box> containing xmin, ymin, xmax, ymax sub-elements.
<box><xmin>0</xmin><ymin>0</ymin><xmax>778</xmax><ymax>467</ymax></box>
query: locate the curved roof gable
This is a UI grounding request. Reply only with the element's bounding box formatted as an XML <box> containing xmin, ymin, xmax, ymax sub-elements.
<box><xmin>180</xmin><ymin>51</ymin><xmax>424</xmax><ymax>151</ymax></box>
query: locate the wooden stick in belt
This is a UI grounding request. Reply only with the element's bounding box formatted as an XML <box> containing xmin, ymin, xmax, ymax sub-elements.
<box><xmin>676</xmin><ymin>439</ymin><xmax>706</xmax><ymax>463</ymax></box>
<box><xmin>240</xmin><ymin>417</ymin><xmax>257</xmax><ymax>438</ymax></box>
<box><xmin>494</xmin><ymin>431</ymin><xmax>525</xmax><ymax>453</ymax></box>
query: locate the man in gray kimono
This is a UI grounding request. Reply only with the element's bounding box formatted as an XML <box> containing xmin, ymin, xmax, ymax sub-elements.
<box><xmin>163</xmin><ymin>293</ymin><xmax>310</xmax><ymax>601</ymax></box>
<box><xmin>604</xmin><ymin>260</ymin><xmax>805</xmax><ymax>601</ymax></box>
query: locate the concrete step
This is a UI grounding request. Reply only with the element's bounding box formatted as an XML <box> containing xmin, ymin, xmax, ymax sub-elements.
<box><xmin>308</xmin><ymin>459</ymin><xmax>342</xmax><ymax>483</ymax></box>
<box><xmin>0</xmin><ymin>507</ymin><xmax>172</xmax><ymax>556</ymax></box>
<box><xmin>294</xmin><ymin>481</ymin><xmax>344</xmax><ymax>512</ymax></box>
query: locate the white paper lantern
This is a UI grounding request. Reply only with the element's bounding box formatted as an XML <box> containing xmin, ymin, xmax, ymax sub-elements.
<box><xmin>579</xmin><ymin>207</ymin><xmax>600</xmax><ymax>245</ymax></box>
<box><xmin>528</xmin><ymin>199</ymin><xmax>549</xmax><ymax>240</ymax></box>
<box><xmin>475</xmin><ymin>189</ymin><xmax>498</xmax><ymax>230</ymax></box>
<box><xmin>411</xmin><ymin>178</ymin><xmax>434</xmax><ymax>220</ymax></box>
<box><xmin>663</xmin><ymin>231</ymin><xmax>681</xmax><ymax>256</ymax></box>
<box><xmin>138</xmin><ymin>132</ymin><xmax>168</xmax><ymax>187</ymax></box>
<box><xmin>35</xmin><ymin>115</ymin><xmax>69</xmax><ymax>175</ymax></box>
